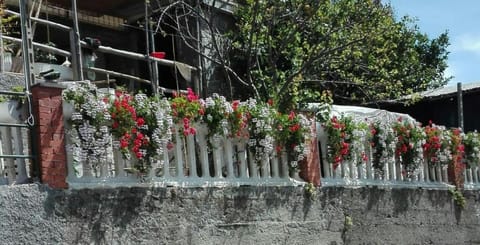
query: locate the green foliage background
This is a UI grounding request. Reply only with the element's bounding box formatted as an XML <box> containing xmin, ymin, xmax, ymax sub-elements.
<box><xmin>230</xmin><ymin>0</ymin><xmax>450</xmax><ymax>111</ymax></box>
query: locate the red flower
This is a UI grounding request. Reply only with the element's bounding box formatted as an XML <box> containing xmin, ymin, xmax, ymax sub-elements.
<box><xmin>120</xmin><ymin>139</ymin><xmax>129</xmax><ymax>149</ymax></box>
<box><xmin>186</xmin><ymin>88</ymin><xmax>198</xmax><ymax>102</ymax></box>
<box><xmin>361</xmin><ymin>152</ymin><xmax>368</xmax><ymax>162</ymax></box>
<box><xmin>136</xmin><ymin>117</ymin><xmax>145</xmax><ymax>127</ymax></box>
<box><xmin>232</xmin><ymin>100</ymin><xmax>240</xmax><ymax>110</ymax></box>
<box><xmin>276</xmin><ymin>145</ymin><xmax>283</xmax><ymax>153</ymax></box>
<box><xmin>288</xmin><ymin>111</ymin><xmax>295</xmax><ymax>121</ymax></box>
<box><xmin>135</xmin><ymin>151</ymin><xmax>143</xmax><ymax>159</ymax></box>
<box><xmin>289</xmin><ymin>124</ymin><xmax>300</xmax><ymax>132</ymax></box>
<box><xmin>267</xmin><ymin>99</ymin><xmax>274</xmax><ymax>106</ymax></box>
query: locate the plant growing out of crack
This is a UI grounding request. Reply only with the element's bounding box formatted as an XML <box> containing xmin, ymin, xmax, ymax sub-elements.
<box><xmin>449</xmin><ymin>188</ymin><xmax>466</xmax><ymax>209</ymax></box>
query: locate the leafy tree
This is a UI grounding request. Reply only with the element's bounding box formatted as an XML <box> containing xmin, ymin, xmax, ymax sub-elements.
<box><xmin>231</xmin><ymin>0</ymin><xmax>450</xmax><ymax>110</ymax></box>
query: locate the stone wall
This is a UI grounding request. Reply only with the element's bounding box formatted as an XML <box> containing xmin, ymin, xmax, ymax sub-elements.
<box><xmin>1</xmin><ymin>184</ymin><xmax>480</xmax><ymax>244</ymax></box>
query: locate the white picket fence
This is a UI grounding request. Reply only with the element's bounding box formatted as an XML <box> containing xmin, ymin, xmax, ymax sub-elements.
<box><xmin>316</xmin><ymin>105</ymin><xmax>480</xmax><ymax>189</ymax></box>
<box><xmin>464</xmin><ymin>165</ymin><xmax>480</xmax><ymax>190</ymax></box>
<box><xmin>0</xmin><ymin>126</ymin><xmax>30</xmax><ymax>185</ymax></box>
<box><xmin>65</xmin><ymin>124</ymin><xmax>303</xmax><ymax>188</ymax></box>
<box><xmin>317</xmin><ymin>123</ymin><xmax>451</xmax><ymax>188</ymax></box>
<box><xmin>0</xmin><ymin>101</ymin><xmax>30</xmax><ymax>186</ymax></box>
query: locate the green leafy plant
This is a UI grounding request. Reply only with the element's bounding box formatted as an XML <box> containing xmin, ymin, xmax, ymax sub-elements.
<box><xmin>34</xmin><ymin>42</ymin><xmax>57</xmax><ymax>63</ymax></box>
<box><xmin>0</xmin><ymin>85</ymin><xmax>25</xmax><ymax>104</ymax></box>
<box><xmin>304</xmin><ymin>182</ymin><xmax>316</xmax><ymax>200</ymax></box>
<box><xmin>463</xmin><ymin>131</ymin><xmax>480</xmax><ymax>168</ymax></box>
<box><xmin>449</xmin><ymin>188</ymin><xmax>466</xmax><ymax>209</ymax></box>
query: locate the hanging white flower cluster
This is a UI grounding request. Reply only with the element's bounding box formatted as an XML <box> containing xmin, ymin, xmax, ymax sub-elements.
<box><xmin>244</xmin><ymin>98</ymin><xmax>275</xmax><ymax>163</ymax></box>
<box><xmin>464</xmin><ymin>131</ymin><xmax>480</xmax><ymax>167</ymax></box>
<box><xmin>63</xmin><ymin>82</ymin><xmax>312</xmax><ymax>177</ymax></box>
<box><xmin>63</xmin><ymin>82</ymin><xmax>112</xmax><ymax>176</ymax></box>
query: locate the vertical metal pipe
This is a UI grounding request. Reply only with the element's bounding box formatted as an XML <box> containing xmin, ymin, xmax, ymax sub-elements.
<box><xmin>0</xmin><ymin>8</ymin><xmax>4</xmax><ymax>73</ymax></box>
<box><xmin>144</xmin><ymin>0</ymin><xmax>153</xmax><ymax>92</ymax></box>
<box><xmin>149</xmin><ymin>20</ymin><xmax>159</xmax><ymax>94</ymax></box>
<box><xmin>19</xmin><ymin>0</ymin><xmax>34</xmax><ymax>88</ymax></box>
<box><xmin>196</xmin><ymin>0</ymin><xmax>204</xmax><ymax>97</ymax></box>
<box><xmin>71</xmin><ymin>0</ymin><xmax>83</xmax><ymax>80</ymax></box>
<box><xmin>457</xmin><ymin>82</ymin><xmax>464</xmax><ymax>130</ymax></box>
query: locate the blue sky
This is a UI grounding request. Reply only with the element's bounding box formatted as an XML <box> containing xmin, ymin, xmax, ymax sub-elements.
<box><xmin>384</xmin><ymin>0</ymin><xmax>480</xmax><ymax>85</ymax></box>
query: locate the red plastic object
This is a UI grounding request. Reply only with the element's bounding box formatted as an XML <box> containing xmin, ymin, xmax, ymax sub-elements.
<box><xmin>150</xmin><ymin>52</ymin><xmax>166</xmax><ymax>59</ymax></box>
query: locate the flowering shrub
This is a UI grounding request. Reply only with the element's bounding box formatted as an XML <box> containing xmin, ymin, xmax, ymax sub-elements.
<box><xmin>244</xmin><ymin>99</ymin><xmax>276</xmax><ymax>164</ymax></box>
<box><xmin>392</xmin><ymin>118</ymin><xmax>425</xmax><ymax>177</ymax></box>
<box><xmin>108</xmin><ymin>90</ymin><xmax>137</xmax><ymax>157</ymax></box>
<box><xmin>447</xmin><ymin>128</ymin><xmax>465</xmax><ymax>164</ymax></box>
<box><xmin>202</xmin><ymin>93</ymin><xmax>235</xmax><ymax>138</ymax></box>
<box><xmin>324</xmin><ymin>115</ymin><xmax>358</xmax><ymax>169</ymax></box>
<box><xmin>273</xmin><ymin>111</ymin><xmax>311</xmax><ymax>169</ymax></box>
<box><xmin>464</xmin><ymin>131</ymin><xmax>480</xmax><ymax>168</ymax></box>
<box><xmin>171</xmin><ymin>88</ymin><xmax>203</xmax><ymax>136</ymax></box>
<box><xmin>422</xmin><ymin>122</ymin><xmax>451</xmax><ymax>166</ymax></box>
<box><xmin>130</xmin><ymin>94</ymin><xmax>173</xmax><ymax>173</ymax></box>
<box><xmin>64</xmin><ymin>83</ymin><xmax>311</xmax><ymax>176</ymax></box>
<box><xmin>63</xmin><ymin>82</ymin><xmax>111</xmax><ymax>176</ymax></box>
<box><xmin>370</xmin><ymin>121</ymin><xmax>396</xmax><ymax>175</ymax></box>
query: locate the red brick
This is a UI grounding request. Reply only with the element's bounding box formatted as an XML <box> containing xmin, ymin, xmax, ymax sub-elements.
<box><xmin>448</xmin><ymin>155</ymin><xmax>465</xmax><ymax>189</ymax></box>
<box><xmin>299</xmin><ymin>118</ymin><xmax>321</xmax><ymax>187</ymax></box>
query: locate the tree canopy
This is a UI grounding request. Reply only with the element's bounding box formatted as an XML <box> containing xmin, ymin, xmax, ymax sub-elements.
<box><xmin>230</xmin><ymin>0</ymin><xmax>450</xmax><ymax>110</ymax></box>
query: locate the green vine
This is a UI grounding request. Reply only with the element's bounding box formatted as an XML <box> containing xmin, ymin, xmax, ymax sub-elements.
<box><xmin>449</xmin><ymin>188</ymin><xmax>466</xmax><ymax>209</ymax></box>
<box><xmin>304</xmin><ymin>182</ymin><xmax>316</xmax><ymax>200</ymax></box>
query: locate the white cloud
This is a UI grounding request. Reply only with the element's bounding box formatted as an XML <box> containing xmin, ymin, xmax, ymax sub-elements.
<box><xmin>452</xmin><ymin>34</ymin><xmax>480</xmax><ymax>55</ymax></box>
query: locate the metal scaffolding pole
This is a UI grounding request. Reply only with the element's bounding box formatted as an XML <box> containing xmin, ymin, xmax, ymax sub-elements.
<box><xmin>19</xmin><ymin>0</ymin><xmax>34</xmax><ymax>88</ymax></box>
<box><xmin>71</xmin><ymin>0</ymin><xmax>83</xmax><ymax>80</ymax></box>
<box><xmin>457</xmin><ymin>82</ymin><xmax>464</xmax><ymax>130</ymax></box>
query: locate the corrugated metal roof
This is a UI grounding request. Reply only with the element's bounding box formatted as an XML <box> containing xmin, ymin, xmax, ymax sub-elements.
<box><xmin>419</xmin><ymin>81</ymin><xmax>480</xmax><ymax>99</ymax></box>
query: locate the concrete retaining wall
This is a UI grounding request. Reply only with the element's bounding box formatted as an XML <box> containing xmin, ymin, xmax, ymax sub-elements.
<box><xmin>0</xmin><ymin>184</ymin><xmax>479</xmax><ymax>244</ymax></box>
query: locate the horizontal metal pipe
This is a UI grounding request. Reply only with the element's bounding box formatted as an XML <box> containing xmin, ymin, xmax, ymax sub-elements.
<box><xmin>0</xmin><ymin>90</ymin><xmax>28</xmax><ymax>96</ymax></box>
<box><xmin>85</xmin><ymin>67</ymin><xmax>186</xmax><ymax>94</ymax></box>
<box><xmin>0</xmin><ymin>154</ymin><xmax>35</xmax><ymax>159</ymax></box>
<box><xmin>3</xmin><ymin>35</ymin><xmax>71</xmax><ymax>57</ymax></box>
<box><xmin>0</xmin><ymin>123</ymin><xmax>30</xmax><ymax>128</ymax></box>
<box><xmin>80</xmin><ymin>41</ymin><xmax>196</xmax><ymax>71</ymax></box>
<box><xmin>84</xmin><ymin>67</ymin><xmax>151</xmax><ymax>84</ymax></box>
<box><xmin>5</xmin><ymin>9</ymin><xmax>72</xmax><ymax>31</ymax></box>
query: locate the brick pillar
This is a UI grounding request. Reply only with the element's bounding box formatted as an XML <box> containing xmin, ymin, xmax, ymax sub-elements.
<box><xmin>448</xmin><ymin>155</ymin><xmax>465</xmax><ymax>189</ymax></box>
<box><xmin>299</xmin><ymin>118</ymin><xmax>321</xmax><ymax>187</ymax></box>
<box><xmin>31</xmin><ymin>83</ymin><xmax>68</xmax><ymax>189</ymax></box>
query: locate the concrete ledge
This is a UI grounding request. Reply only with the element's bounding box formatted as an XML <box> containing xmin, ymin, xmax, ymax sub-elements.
<box><xmin>0</xmin><ymin>184</ymin><xmax>479</xmax><ymax>244</ymax></box>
